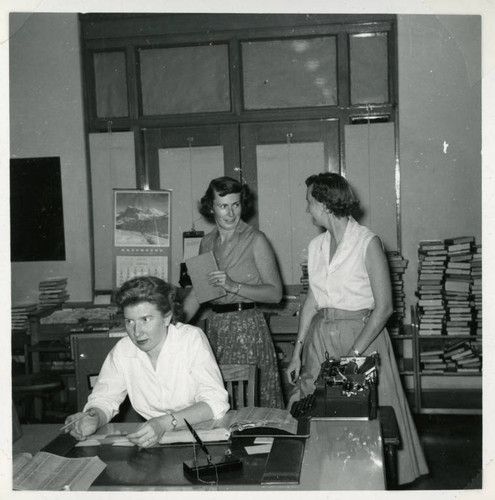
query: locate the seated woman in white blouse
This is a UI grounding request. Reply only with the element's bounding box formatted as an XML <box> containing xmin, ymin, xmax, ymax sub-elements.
<box><xmin>63</xmin><ymin>276</ymin><xmax>229</xmax><ymax>448</ymax></box>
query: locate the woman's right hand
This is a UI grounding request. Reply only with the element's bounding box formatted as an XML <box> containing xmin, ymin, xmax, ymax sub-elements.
<box><xmin>64</xmin><ymin>408</ymin><xmax>100</xmax><ymax>440</ymax></box>
<box><xmin>285</xmin><ymin>355</ymin><xmax>302</xmax><ymax>385</ymax></box>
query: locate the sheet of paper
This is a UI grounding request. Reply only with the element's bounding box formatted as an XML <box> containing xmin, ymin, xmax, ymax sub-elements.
<box><xmin>183</xmin><ymin>235</ymin><xmax>203</xmax><ymax>260</ymax></box>
<box><xmin>254</xmin><ymin>437</ymin><xmax>274</xmax><ymax>444</ymax></box>
<box><xmin>13</xmin><ymin>452</ymin><xmax>106</xmax><ymax>491</ymax></box>
<box><xmin>94</xmin><ymin>294</ymin><xmax>112</xmax><ymax>305</ymax></box>
<box><xmin>75</xmin><ymin>440</ymin><xmax>101</xmax><ymax>447</ymax></box>
<box><xmin>112</xmin><ymin>441</ymin><xmax>136</xmax><ymax>447</ymax></box>
<box><xmin>74</xmin><ymin>431</ymin><xmax>129</xmax><ymax>446</ymax></box>
<box><xmin>244</xmin><ymin>443</ymin><xmax>273</xmax><ymax>455</ymax></box>
<box><xmin>102</xmin><ymin>436</ymin><xmax>133</xmax><ymax>445</ymax></box>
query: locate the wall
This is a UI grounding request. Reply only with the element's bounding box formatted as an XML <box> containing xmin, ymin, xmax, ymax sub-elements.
<box><xmin>10</xmin><ymin>13</ymin><xmax>92</xmax><ymax>303</ymax></box>
<box><xmin>397</xmin><ymin>15</ymin><xmax>482</xmax><ymax>321</ymax></box>
<box><xmin>9</xmin><ymin>14</ymin><xmax>481</xmax><ymax>310</ymax></box>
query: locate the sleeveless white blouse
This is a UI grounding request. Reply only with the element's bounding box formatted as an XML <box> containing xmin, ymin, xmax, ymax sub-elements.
<box><xmin>308</xmin><ymin>216</ymin><xmax>377</xmax><ymax>311</ymax></box>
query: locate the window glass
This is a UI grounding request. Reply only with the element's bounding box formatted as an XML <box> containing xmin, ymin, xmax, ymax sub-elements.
<box><xmin>350</xmin><ymin>32</ymin><xmax>389</xmax><ymax>105</ymax></box>
<box><xmin>94</xmin><ymin>51</ymin><xmax>129</xmax><ymax>118</ymax></box>
<box><xmin>242</xmin><ymin>37</ymin><xmax>337</xmax><ymax>109</ymax></box>
<box><xmin>140</xmin><ymin>45</ymin><xmax>230</xmax><ymax>115</ymax></box>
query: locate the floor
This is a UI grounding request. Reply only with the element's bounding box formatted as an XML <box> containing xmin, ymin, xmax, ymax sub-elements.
<box><xmin>398</xmin><ymin>414</ymin><xmax>482</xmax><ymax>490</ymax></box>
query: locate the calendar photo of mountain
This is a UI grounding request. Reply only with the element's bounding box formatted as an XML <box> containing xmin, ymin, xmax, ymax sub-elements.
<box><xmin>114</xmin><ymin>190</ymin><xmax>170</xmax><ymax>247</ymax></box>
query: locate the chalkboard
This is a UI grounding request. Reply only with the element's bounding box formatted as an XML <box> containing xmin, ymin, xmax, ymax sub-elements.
<box><xmin>10</xmin><ymin>157</ymin><xmax>66</xmax><ymax>262</ymax></box>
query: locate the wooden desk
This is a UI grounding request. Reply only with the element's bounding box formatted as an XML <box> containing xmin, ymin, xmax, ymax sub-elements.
<box><xmin>13</xmin><ymin>419</ymin><xmax>385</xmax><ymax>490</ymax></box>
<box><xmin>13</xmin><ymin>424</ymin><xmax>62</xmax><ymax>456</ymax></box>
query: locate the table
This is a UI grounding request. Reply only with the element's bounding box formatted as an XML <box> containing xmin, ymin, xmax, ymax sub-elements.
<box><xmin>13</xmin><ymin>418</ymin><xmax>385</xmax><ymax>490</ymax></box>
<box><xmin>13</xmin><ymin>424</ymin><xmax>61</xmax><ymax>456</ymax></box>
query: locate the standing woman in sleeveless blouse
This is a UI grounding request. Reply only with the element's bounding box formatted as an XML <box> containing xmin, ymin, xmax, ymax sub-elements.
<box><xmin>286</xmin><ymin>172</ymin><xmax>428</xmax><ymax>485</ymax></box>
<box><xmin>183</xmin><ymin>176</ymin><xmax>284</xmax><ymax>408</ymax></box>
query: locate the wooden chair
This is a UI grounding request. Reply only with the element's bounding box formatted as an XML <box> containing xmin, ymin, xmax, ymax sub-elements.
<box><xmin>72</xmin><ymin>333</ymin><xmax>143</xmax><ymax>422</ymax></box>
<box><xmin>219</xmin><ymin>364</ymin><xmax>258</xmax><ymax>409</ymax></box>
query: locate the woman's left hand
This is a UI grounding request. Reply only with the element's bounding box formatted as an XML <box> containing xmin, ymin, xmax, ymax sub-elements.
<box><xmin>208</xmin><ymin>270</ymin><xmax>235</xmax><ymax>293</ymax></box>
<box><xmin>127</xmin><ymin>417</ymin><xmax>166</xmax><ymax>448</ymax></box>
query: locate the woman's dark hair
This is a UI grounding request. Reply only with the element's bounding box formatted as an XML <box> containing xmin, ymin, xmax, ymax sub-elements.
<box><xmin>305</xmin><ymin>172</ymin><xmax>359</xmax><ymax>218</ymax></box>
<box><xmin>115</xmin><ymin>276</ymin><xmax>183</xmax><ymax>324</ymax></box>
<box><xmin>198</xmin><ymin>176</ymin><xmax>255</xmax><ymax>223</ymax></box>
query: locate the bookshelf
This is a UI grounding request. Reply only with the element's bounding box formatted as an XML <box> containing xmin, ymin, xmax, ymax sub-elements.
<box><xmin>411</xmin><ymin>306</ymin><xmax>482</xmax><ymax>415</ymax></box>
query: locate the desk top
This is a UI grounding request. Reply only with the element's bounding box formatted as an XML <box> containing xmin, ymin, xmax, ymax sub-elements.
<box><xmin>13</xmin><ymin>419</ymin><xmax>385</xmax><ymax>490</ymax></box>
<box><xmin>301</xmin><ymin>419</ymin><xmax>385</xmax><ymax>490</ymax></box>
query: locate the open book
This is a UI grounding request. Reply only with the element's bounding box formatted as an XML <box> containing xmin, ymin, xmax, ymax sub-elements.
<box><xmin>158</xmin><ymin>407</ymin><xmax>307</xmax><ymax>444</ymax></box>
<box><xmin>13</xmin><ymin>451</ymin><xmax>106</xmax><ymax>491</ymax></box>
<box><xmin>226</xmin><ymin>407</ymin><xmax>309</xmax><ymax>437</ymax></box>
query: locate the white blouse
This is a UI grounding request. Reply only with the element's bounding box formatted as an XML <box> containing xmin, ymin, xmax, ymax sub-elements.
<box><xmin>308</xmin><ymin>216</ymin><xmax>377</xmax><ymax>311</ymax></box>
<box><xmin>84</xmin><ymin>322</ymin><xmax>229</xmax><ymax>422</ymax></box>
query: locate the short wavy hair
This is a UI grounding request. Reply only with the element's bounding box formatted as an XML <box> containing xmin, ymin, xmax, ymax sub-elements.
<box><xmin>198</xmin><ymin>176</ymin><xmax>255</xmax><ymax>223</ymax></box>
<box><xmin>305</xmin><ymin>172</ymin><xmax>359</xmax><ymax>218</ymax></box>
<box><xmin>115</xmin><ymin>276</ymin><xmax>183</xmax><ymax>324</ymax></box>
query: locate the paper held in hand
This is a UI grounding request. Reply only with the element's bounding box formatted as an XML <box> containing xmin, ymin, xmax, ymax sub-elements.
<box><xmin>185</xmin><ymin>251</ymin><xmax>227</xmax><ymax>303</ymax></box>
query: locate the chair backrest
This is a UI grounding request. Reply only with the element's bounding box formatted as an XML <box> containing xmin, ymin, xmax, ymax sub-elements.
<box><xmin>72</xmin><ymin>333</ymin><xmax>142</xmax><ymax>422</ymax></box>
<box><xmin>72</xmin><ymin>333</ymin><xmax>123</xmax><ymax>410</ymax></box>
<box><xmin>219</xmin><ymin>364</ymin><xmax>258</xmax><ymax>409</ymax></box>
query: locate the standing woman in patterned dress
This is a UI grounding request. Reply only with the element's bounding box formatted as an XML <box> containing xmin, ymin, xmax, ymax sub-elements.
<box><xmin>183</xmin><ymin>176</ymin><xmax>284</xmax><ymax>408</ymax></box>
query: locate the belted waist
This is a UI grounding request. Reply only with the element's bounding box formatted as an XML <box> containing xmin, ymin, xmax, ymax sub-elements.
<box><xmin>318</xmin><ymin>308</ymin><xmax>371</xmax><ymax>321</ymax></box>
<box><xmin>211</xmin><ymin>302</ymin><xmax>256</xmax><ymax>313</ymax></box>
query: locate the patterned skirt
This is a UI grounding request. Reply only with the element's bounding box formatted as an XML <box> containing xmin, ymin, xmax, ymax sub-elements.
<box><xmin>288</xmin><ymin>307</ymin><xmax>429</xmax><ymax>485</ymax></box>
<box><xmin>206</xmin><ymin>307</ymin><xmax>284</xmax><ymax>409</ymax></box>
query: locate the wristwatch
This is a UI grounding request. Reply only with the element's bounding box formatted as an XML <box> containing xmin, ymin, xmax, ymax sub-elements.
<box><xmin>169</xmin><ymin>413</ymin><xmax>178</xmax><ymax>430</ymax></box>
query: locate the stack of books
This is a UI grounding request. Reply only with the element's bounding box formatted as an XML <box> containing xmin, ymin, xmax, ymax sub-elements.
<box><xmin>300</xmin><ymin>262</ymin><xmax>308</xmax><ymax>293</ymax></box>
<box><xmin>471</xmin><ymin>244</ymin><xmax>482</xmax><ymax>335</ymax></box>
<box><xmin>416</xmin><ymin>240</ymin><xmax>447</xmax><ymax>335</ymax></box>
<box><xmin>443</xmin><ymin>340</ymin><xmax>482</xmax><ymax>373</ymax></box>
<box><xmin>38</xmin><ymin>277</ymin><xmax>69</xmax><ymax>308</ymax></box>
<box><xmin>444</xmin><ymin>236</ymin><xmax>475</xmax><ymax>335</ymax></box>
<box><xmin>11</xmin><ymin>302</ymin><xmax>38</xmax><ymax>332</ymax></box>
<box><xmin>420</xmin><ymin>340</ymin><xmax>482</xmax><ymax>374</ymax></box>
<box><xmin>420</xmin><ymin>347</ymin><xmax>451</xmax><ymax>373</ymax></box>
<box><xmin>386</xmin><ymin>251</ymin><xmax>408</xmax><ymax>333</ymax></box>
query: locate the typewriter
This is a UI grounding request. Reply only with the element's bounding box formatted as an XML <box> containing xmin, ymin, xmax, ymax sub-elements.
<box><xmin>291</xmin><ymin>352</ymin><xmax>379</xmax><ymax>420</ymax></box>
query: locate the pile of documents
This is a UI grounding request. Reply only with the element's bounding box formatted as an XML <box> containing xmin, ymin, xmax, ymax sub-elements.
<box><xmin>11</xmin><ymin>302</ymin><xmax>38</xmax><ymax>331</ymax></box>
<box><xmin>39</xmin><ymin>277</ymin><xmax>69</xmax><ymax>308</ymax></box>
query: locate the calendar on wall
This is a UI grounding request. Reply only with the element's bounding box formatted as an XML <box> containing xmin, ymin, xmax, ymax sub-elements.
<box><xmin>115</xmin><ymin>254</ymin><xmax>168</xmax><ymax>287</ymax></box>
<box><xmin>113</xmin><ymin>189</ymin><xmax>172</xmax><ymax>289</ymax></box>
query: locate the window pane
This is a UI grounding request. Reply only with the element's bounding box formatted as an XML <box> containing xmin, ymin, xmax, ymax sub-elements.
<box><xmin>93</xmin><ymin>51</ymin><xmax>129</xmax><ymax>118</ymax></box>
<box><xmin>257</xmin><ymin>143</ymin><xmax>323</xmax><ymax>284</ymax></box>
<box><xmin>242</xmin><ymin>37</ymin><xmax>337</xmax><ymax>109</ymax></box>
<box><xmin>140</xmin><ymin>45</ymin><xmax>230</xmax><ymax>115</ymax></box>
<box><xmin>350</xmin><ymin>32</ymin><xmax>389</xmax><ymax>105</ymax></box>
